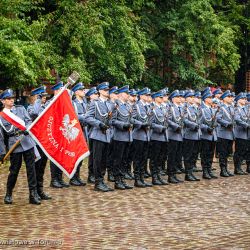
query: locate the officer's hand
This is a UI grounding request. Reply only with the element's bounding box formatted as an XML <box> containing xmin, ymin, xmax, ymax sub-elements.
<box><xmin>0</xmin><ymin>154</ymin><xmax>5</xmax><ymax>162</ymax></box>
<box><xmin>193</xmin><ymin>125</ymin><xmax>199</xmax><ymax>131</ymax></box>
<box><xmin>22</xmin><ymin>130</ymin><xmax>29</xmax><ymax>136</ymax></box>
<box><xmin>175</xmin><ymin>127</ymin><xmax>181</xmax><ymax>133</ymax></box>
<box><xmin>123</xmin><ymin>123</ymin><xmax>132</xmax><ymax>130</ymax></box>
<box><xmin>141</xmin><ymin>123</ymin><xmax>150</xmax><ymax>129</ymax></box>
<box><xmin>99</xmin><ymin>123</ymin><xmax>109</xmax><ymax>130</ymax></box>
<box><xmin>207</xmin><ymin>127</ymin><xmax>213</xmax><ymax>133</ymax></box>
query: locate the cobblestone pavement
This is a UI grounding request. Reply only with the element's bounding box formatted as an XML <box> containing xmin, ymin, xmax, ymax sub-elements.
<box><xmin>0</xmin><ymin>160</ymin><xmax>249</xmax><ymax>249</ymax></box>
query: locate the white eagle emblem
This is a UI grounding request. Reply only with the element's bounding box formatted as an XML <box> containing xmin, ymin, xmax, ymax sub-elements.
<box><xmin>59</xmin><ymin>114</ymin><xmax>80</xmax><ymax>143</ymax></box>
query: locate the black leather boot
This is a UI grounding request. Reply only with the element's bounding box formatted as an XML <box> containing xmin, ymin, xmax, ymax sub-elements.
<box><xmin>234</xmin><ymin>163</ymin><xmax>247</xmax><ymax>175</ymax></box>
<box><xmin>220</xmin><ymin>166</ymin><xmax>230</xmax><ymax>177</ymax></box>
<box><xmin>157</xmin><ymin>175</ymin><xmax>169</xmax><ymax>185</ymax></box>
<box><xmin>108</xmin><ymin>172</ymin><xmax>115</xmax><ymax>182</ymax></box>
<box><xmin>70</xmin><ymin>177</ymin><xmax>81</xmax><ymax>186</ymax></box>
<box><xmin>191</xmin><ymin>172</ymin><xmax>200</xmax><ymax>181</ymax></box>
<box><xmin>203</xmin><ymin>168</ymin><xmax>212</xmax><ymax>179</ymax></box>
<box><xmin>29</xmin><ymin>190</ymin><xmax>41</xmax><ymax>205</ymax></box>
<box><xmin>152</xmin><ymin>175</ymin><xmax>162</xmax><ymax>185</ymax></box>
<box><xmin>121</xmin><ymin>178</ymin><xmax>133</xmax><ymax>189</ymax></box>
<box><xmin>226</xmin><ymin>167</ymin><xmax>234</xmax><ymax>177</ymax></box>
<box><xmin>37</xmin><ymin>184</ymin><xmax>52</xmax><ymax>200</ymax></box>
<box><xmin>50</xmin><ymin>178</ymin><xmax>63</xmax><ymax>188</ymax></box>
<box><xmin>185</xmin><ymin>171</ymin><xmax>196</xmax><ymax>181</ymax></box>
<box><xmin>4</xmin><ymin>189</ymin><xmax>13</xmax><ymax>204</ymax></box>
<box><xmin>207</xmin><ymin>168</ymin><xmax>217</xmax><ymax>179</ymax></box>
<box><xmin>174</xmin><ymin>174</ymin><xmax>183</xmax><ymax>183</ymax></box>
<box><xmin>58</xmin><ymin>174</ymin><xmax>70</xmax><ymax>187</ymax></box>
<box><xmin>87</xmin><ymin>175</ymin><xmax>95</xmax><ymax>184</ymax></box>
<box><xmin>134</xmin><ymin>178</ymin><xmax>146</xmax><ymax>188</ymax></box>
<box><xmin>75</xmin><ymin>170</ymin><xmax>86</xmax><ymax>186</ymax></box>
<box><xmin>114</xmin><ymin>177</ymin><xmax>126</xmax><ymax>190</ymax></box>
<box><xmin>168</xmin><ymin>175</ymin><xmax>179</xmax><ymax>184</ymax></box>
<box><xmin>141</xmin><ymin>175</ymin><xmax>152</xmax><ymax>187</ymax></box>
<box><xmin>94</xmin><ymin>180</ymin><xmax>110</xmax><ymax>192</ymax></box>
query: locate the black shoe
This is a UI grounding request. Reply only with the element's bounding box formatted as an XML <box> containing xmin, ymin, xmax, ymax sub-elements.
<box><xmin>152</xmin><ymin>176</ymin><xmax>162</xmax><ymax>185</ymax></box>
<box><xmin>141</xmin><ymin>178</ymin><xmax>152</xmax><ymax>187</ymax></box>
<box><xmin>121</xmin><ymin>179</ymin><xmax>133</xmax><ymax>189</ymax></box>
<box><xmin>144</xmin><ymin>171</ymin><xmax>151</xmax><ymax>178</ymax></box>
<box><xmin>158</xmin><ymin>176</ymin><xmax>169</xmax><ymax>185</ymax></box>
<box><xmin>124</xmin><ymin>173</ymin><xmax>133</xmax><ymax>180</ymax></box>
<box><xmin>234</xmin><ymin>168</ymin><xmax>248</xmax><ymax>175</ymax></box>
<box><xmin>70</xmin><ymin>178</ymin><xmax>82</xmax><ymax>186</ymax></box>
<box><xmin>134</xmin><ymin>179</ymin><xmax>146</xmax><ymax>188</ymax></box>
<box><xmin>38</xmin><ymin>191</ymin><xmax>52</xmax><ymax>200</ymax></box>
<box><xmin>4</xmin><ymin>191</ymin><xmax>13</xmax><ymax>204</ymax></box>
<box><xmin>208</xmin><ymin>169</ymin><xmax>218</xmax><ymax>179</ymax></box>
<box><xmin>103</xmin><ymin>182</ymin><xmax>114</xmax><ymax>191</ymax></box>
<box><xmin>59</xmin><ymin>179</ymin><xmax>70</xmax><ymax>188</ymax></box>
<box><xmin>226</xmin><ymin>169</ymin><xmax>234</xmax><ymax>177</ymax></box>
<box><xmin>191</xmin><ymin>173</ymin><xmax>200</xmax><ymax>181</ymax></box>
<box><xmin>29</xmin><ymin>190</ymin><xmax>41</xmax><ymax>205</ymax></box>
<box><xmin>168</xmin><ymin>176</ymin><xmax>179</xmax><ymax>184</ymax></box>
<box><xmin>179</xmin><ymin>167</ymin><xmax>185</xmax><ymax>173</ymax></box>
<box><xmin>220</xmin><ymin>167</ymin><xmax>230</xmax><ymax>177</ymax></box>
<box><xmin>94</xmin><ymin>182</ymin><xmax>110</xmax><ymax>192</ymax></box>
<box><xmin>114</xmin><ymin>179</ymin><xmax>126</xmax><ymax>190</ymax></box>
<box><xmin>76</xmin><ymin>177</ymin><xmax>87</xmax><ymax>186</ymax></box>
<box><xmin>50</xmin><ymin>179</ymin><xmax>63</xmax><ymax>188</ymax></box>
<box><xmin>176</xmin><ymin>169</ymin><xmax>182</xmax><ymax>174</ymax></box>
<box><xmin>185</xmin><ymin>173</ymin><xmax>196</xmax><ymax>181</ymax></box>
<box><xmin>174</xmin><ymin>175</ymin><xmax>183</xmax><ymax>183</ymax></box>
<box><xmin>128</xmin><ymin>172</ymin><xmax>134</xmax><ymax>180</ymax></box>
<box><xmin>108</xmin><ymin>172</ymin><xmax>115</xmax><ymax>182</ymax></box>
<box><xmin>87</xmin><ymin>175</ymin><xmax>95</xmax><ymax>184</ymax></box>
<box><xmin>203</xmin><ymin>169</ymin><xmax>212</xmax><ymax>179</ymax></box>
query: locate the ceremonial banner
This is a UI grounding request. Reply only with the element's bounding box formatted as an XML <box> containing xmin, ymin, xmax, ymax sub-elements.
<box><xmin>28</xmin><ymin>89</ymin><xmax>89</xmax><ymax>178</ymax></box>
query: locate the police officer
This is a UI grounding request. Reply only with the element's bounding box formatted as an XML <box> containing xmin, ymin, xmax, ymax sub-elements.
<box><xmin>111</xmin><ymin>85</ymin><xmax>134</xmax><ymax>190</ymax></box>
<box><xmin>85</xmin><ymin>87</ymin><xmax>99</xmax><ymax>184</ymax></box>
<box><xmin>106</xmin><ymin>86</ymin><xmax>119</xmax><ymax>182</ymax></box>
<box><xmin>182</xmin><ymin>90</ymin><xmax>200</xmax><ymax>181</ymax></box>
<box><xmin>85</xmin><ymin>82</ymin><xmax>114</xmax><ymax>192</ymax></box>
<box><xmin>0</xmin><ymin>89</ymin><xmax>40</xmax><ymax>205</ymax></box>
<box><xmin>70</xmin><ymin>82</ymin><xmax>87</xmax><ymax>186</ymax></box>
<box><xmin>216</xmin><ymin>90</ymin><xmax>235</xmax><ymax>177</ymax></box>
<box><xmin>123</xmin><ymin>89</ymin><xmax>137</xmax><ymax>180</ymax></box>
<box><xmin>149</xmin><ymin>90</ymin><xmax>168</xmax><ymax>185</ymax></box>
<box><xmin>167</xmin><ymin>90</ymin><xmax>184</xmax><ymax>184</ymax></box>
<box><xmin>132</xmin><ymin>87</ymin><xmax>152</xmax><ymax>188</ymax></box>
<box><xmin>233</xmin><ymin>93</ymin><xmax>249</xmax><ymax>175</ymax></box>
<box><xmin>39</xmin><ymin>82</ymin><xmax>70</xmax><ymax>188</ymax></box>
<box><xmin>200</xmin><ymin>90</ymin><xmax>218</xmax><ymax>179</ymax></box>
<box><xmin>27</xmin><ymin>86</ymin><xmax>51</xmax><ymax>200</ymax></box>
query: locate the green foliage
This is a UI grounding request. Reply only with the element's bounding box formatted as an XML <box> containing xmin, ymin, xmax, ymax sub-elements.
<box><xmin>0</xmin><ymin>0</ymin><xmax>248</xmax><ymax>89</ymax></box>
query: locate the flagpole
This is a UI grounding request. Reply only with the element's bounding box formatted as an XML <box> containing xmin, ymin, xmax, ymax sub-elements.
<box><xmin>1</xmin><ymin>71</ymin><xmax>80</xmax><ymax>164</ymax></box>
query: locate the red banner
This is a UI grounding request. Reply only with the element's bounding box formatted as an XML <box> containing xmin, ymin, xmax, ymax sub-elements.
<box><xmin>28</xmin><ymin>89</ymin><xmax>89</xmax><ymax>178</ymax></box>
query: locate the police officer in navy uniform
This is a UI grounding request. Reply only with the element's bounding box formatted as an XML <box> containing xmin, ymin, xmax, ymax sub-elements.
<box><xmin>200</xmin><ymin>90</ymin><xmax>218</xmax><ymax>179</ymax></box>
<box><xmin>106</xmin><ymin>86</ymin><xmax>118</xmax><ymax>182</ymax></box>
<box><xmin>70</xmin><ymin>82</ymin><xmax>87</xmax><ymax>186</ymax></box>
<box><xmin>149</xmin><ymin>90</ymin><xmax>168</xmax><ymax>185</ymax></box>
<box><xmin>216</xmin><ymin>90</ymin><xmax>235</xmax><ymax>177</ymax></box>
<box><xmin>111</xmin><ymin>85</ymin><xmax>134</xmax><ymax>190</ymax></box>
<box><xmin>27</xmin><ymin>86</ymin><xmax>52</xmax><ymax>200</ymax></box>
<box><xmin>132</xmin><ymin>87</ymin><xmax>152</xmax><ymax>188</ymax></box>
<box><xmin>167</xmin><ymin>90</ymin><xmax>184</xmax><ymax>184</ymax></box>
<box><xmin>85</xmin><ymin>82</ymin><xmax>114</xmax><ymax>192</ymax></box>
<box><xmin>233</xmin><ymin>93</ymin><xmax>249</xmax><ymax>175</ymax></box>
<box><xmin>0</xmin><ymin>89</ymin><xmax>40</xmax><ymax>205</ymax></box>
<box><xmin>39</xmin><ymin>82</ymin><xmax>70</xmax><ymax>188</ymax></box>
<box><xmin>85</xmin><ymin>87</ymin><xmax>99</xmax><ymax>184</ymax></box>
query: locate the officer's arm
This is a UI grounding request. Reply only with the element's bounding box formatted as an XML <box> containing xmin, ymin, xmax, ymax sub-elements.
<box><xmin>131</xmin><ymin>104</ymin><xmax>143</xmax><ymax>128</ymax></box>
<box><xmin>167</xmin><ymin>110</ymin><xmax>180</xmax><ymax>131</ymax></box>
<box><xmin>111</xmin><ymin>109</ymin><xmax>127</xmax><ymax>129</ymax></box>
<box><xmin>217</xmin><ymin>108</ymin><xmax>232</xmax><ymax>127</ymax></box>
<box><xmin>22</xmin><ymin>107</ymin><xmax>32</xmax><ymax>128</ymax></box>
<box><xmin>183</xmin><ymin>116</ymin><xmax>197</xmax><ymax>130</ymax></box>
<box><xmin>150</xmin><ymin>113</ymin><xmax>165</xmax><ymax>133</ymax></box>
<box><xmin>0</xmin><ymin>127</ymin><xmax>6</xmax><ymax>157</ymax></box>
<box><xmin>85</xmin><ymin>102</ymin><xmax>102</xmax><ymax>128</ymax></box>
<box><xmin>199</xmin><ymin>112</ymin><xmax>210</xmax><ymax>132</ymax></box>
<box><xmin>235</xmin><ymin>109</ymin><xmax>248</xmax><ymax>128</ymax></box>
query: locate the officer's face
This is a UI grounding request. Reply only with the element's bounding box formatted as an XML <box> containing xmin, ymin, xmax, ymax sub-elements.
<box><xmin>238</xmin><ymin>98</ymin><xmax>246</xmax><ymax>106</ymax></box>
<box><xmin>90</xmin><ymin>93</ymin><xmax>99</xmax><ymax>101</ymax></box>
<box><xmin>163</xmin><ymin>96</ymin><xmax>168</xmax><ymax>102</ymax></box>
<box><xmin>155</xmin><ymin>96</ymin><xmax>163</xmax><ymax>104</ymax></box>
<box><xmin>172</xmin><ymin>96</ymin><xmax>180</xmax><ymax>104</ymax></box>
<box><xmin>99</xmin><ymin>89</ymin><xmax>109</xmax><ymax>98</ymax></box>
<box><xmin>76</xmin><ymin>89</ymin><xmax>85</xmax><ymax>98</ymax></box>
<box><xmin>2</xmin><ymin>97</ymin><xmax>14</xmax><ymax>108</ymax></box>
<box><xmin>205</xmin><ymin>97</ymin><xmax>212</xmax><ymax>105</ymax></box>
<box><xmin>224</xmin><ymin>96</ymin><xmax>232</xmax><ymax>104</ymax></box>
<box><xmin>110</xmin><ymin>93</ymin><xmax>118</xmax><ymax>100</ymax></box>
